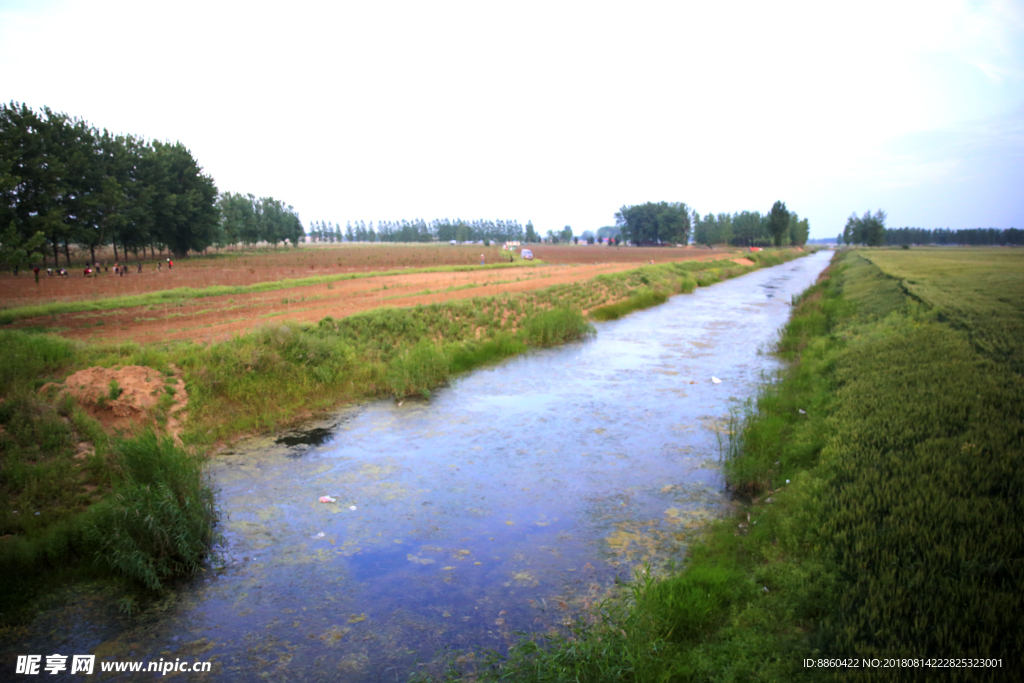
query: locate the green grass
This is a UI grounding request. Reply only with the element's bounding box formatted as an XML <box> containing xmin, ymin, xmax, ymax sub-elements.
<box><xmin>590</xmin><ymin>289</ymin><xmax>668</xmax><ymax>321</ymax></box>
<box><xmin>87</xmin><ymin>431</ymin><xmax>216</xmax><ymax>592</ymax></box>
<box><xmin>0</xmin><ymin>427</ymin><xmax>214</xmax><ymax>615</ymax></box>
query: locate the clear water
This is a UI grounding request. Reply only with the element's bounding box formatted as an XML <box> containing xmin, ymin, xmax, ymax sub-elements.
<box><xmin>6</xmin><ymin>252</ymin><xmax>831</xmax><ymax>681</ymax></box>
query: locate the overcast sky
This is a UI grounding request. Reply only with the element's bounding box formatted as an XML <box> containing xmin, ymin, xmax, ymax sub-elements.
<box><xmin>2</xmin><ymin>0</ymin><xmax>1022</xmax><ymax>238</ymax></box>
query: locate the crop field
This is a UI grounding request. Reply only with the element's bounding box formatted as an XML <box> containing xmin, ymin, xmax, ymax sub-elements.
<box><xmin>525</xmin><ymin>243</ymin><xmax>738</xmax><ymax>265</ymax></box>
<box><xmin>863</xmin><ymin>247</ymin><xmax>1024</xmax><ymax>374</ymax></box>
<box><xmin>0</xmin><ymin>243</ymin><xmax>751</xmax><ymax>345</ymax></box>
<box><xmin>0</xmin><ymin>244</ymin><xmax>510</xmax><ymax>307</ymax></box>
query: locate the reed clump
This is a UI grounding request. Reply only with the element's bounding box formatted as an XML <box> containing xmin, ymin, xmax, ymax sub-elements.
<box><xmin>87</xmin><ymin>431</ymin><xmax>216</xmax><ymax>591</ymax></box>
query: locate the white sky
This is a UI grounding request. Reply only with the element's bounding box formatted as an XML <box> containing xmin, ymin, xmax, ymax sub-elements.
<box><xmin>2</xmin><ymin>0</ymin><xmax>1022</xmax><ymax>238</ymax></box>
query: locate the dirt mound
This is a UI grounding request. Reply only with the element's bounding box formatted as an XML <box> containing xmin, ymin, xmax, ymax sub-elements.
<box><xmin>43</xmin><ymin>365</ymin><xmax>188</xmax><ymax>441</ymax></box>
<box><xmin>731</xmin><ymin>258</ymin><xmax>756</xmax><ymax>266</ymax></box>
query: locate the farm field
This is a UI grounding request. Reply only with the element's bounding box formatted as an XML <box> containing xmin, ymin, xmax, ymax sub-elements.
<box><xmin>1</xmin><ymin>243</ymin><xmax>750</xmax><ymax>345</ymax></box>
<box><xmin>863</xmin><ymin>247</ymin><xmax>1024</xmax><ymax>374</ymax></box>
<box><xmin>523</xmin><ymin>243</ymin><xmax>738</xmax><ymax>265</ymax></box>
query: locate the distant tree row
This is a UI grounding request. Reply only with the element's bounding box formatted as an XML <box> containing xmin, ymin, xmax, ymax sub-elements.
<box><xmin>306</xmin><ymin>218</ymin><xmax>541</xmax><ymax>244</ymax></box>
<box><xmin>0</xmin><ymin>102</ymin><xmax>303</xmax><ymax>268</ymax></box>
<box><xmin>216</xmin><ymin>193</ymin><xmax>303</xmax><ymax>249</ymax></box>
<box><xmin>881</xmin><ymin>227</ymin><xmax>1023</xmax><ymax>246</ymax></box>
<box><xmin>692</xmin><ymin>202</ymin><xmax>809</xmax><ymax>248</ymax></box>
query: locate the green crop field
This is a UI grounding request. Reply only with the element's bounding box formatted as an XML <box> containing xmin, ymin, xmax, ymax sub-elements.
<box><xmin>863</xmin><ymin>248</ymin><xmax>1024</xmax><ymax>374</ymax></box>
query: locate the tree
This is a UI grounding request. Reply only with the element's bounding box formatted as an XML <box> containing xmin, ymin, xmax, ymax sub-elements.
<box><xmin>561</xmin><ymin>225</ymin><xmax>573</xmax><ymax>243</ymax></box>
<box><xmin>844</xmin><ymin>210</ymin><xmax>886</xmax><ymax>246</ymax></box>
<box><xmin>695</xmin><ymin>213</ymin><xmax>717</xmax><ymax>247</ymax></box>
<box><xmin>139</xmin><ymin>141</ymin><xmax>218</xmax><ymax>257</ymax></box>
<box><xmin>0</xmin><ymin>103</ymin><xmax>73</xmax><ymax>266</ymax></box>
<box><xmin>768</xmin><ymin>201</ymin><xmax>790</xmax><ymax>247</ymax></box>
<box><xmin>788</xmin><ymin>212</ymin><xmax>809</xmax><ymax>247</ymax></box>
<box><xmin>731</xmin><ymin>211</ymin><xmax>765</xmax><ymax>246</ymax></box>
<box><xmin>865</xmin><ymin>210</ymin><xmax>886</xmax><ymax>246</ymax></box>
<box><xmin>525</xmin><ymin>221</ymin><xmax>537</xmax><ymax>243</ymax></box>
<box><xmin>615</xmin><ymin>202</ymin><xmax>691</xmax><ymax>246</ymax></box>
<box><xmin>0</xmin><ymin>221</ymin><xmax>45</xmax><ymax>271</ymax></box>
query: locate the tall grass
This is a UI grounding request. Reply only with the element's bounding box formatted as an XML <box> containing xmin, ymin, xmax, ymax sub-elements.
<box><xmin>0</xmin><ymin>427</ymin><xmax>216</xmax><ymax>613</ymax></box>
<box><xmin>87</xmin><ymin>431</ymin><xmax>216</xmax><ymax>591</ymax></box>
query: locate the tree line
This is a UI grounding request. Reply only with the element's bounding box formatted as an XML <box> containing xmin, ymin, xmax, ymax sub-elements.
<box><xmin>306</xmin><ymin>218</ymin><xmax>541</xmax><ymax>244</ymax></box>
<box><xmin>880</xmin><ymin>226</ymin><xmax>1023</xmax><ymax>246</ymax></box>
<box><xmin>836</xmin><ymin>212</ymin><xmax>1023</xmax><ymax>247</ymax></box>
<box><xmin>616</xmin><ymin>201</ymin><xmax>810</xmax><ymax>248</ymax></box>
<box><xmin>0</xmin><ymin>101</ymin><xmax>302</xmax><ymax>269</ymax></box>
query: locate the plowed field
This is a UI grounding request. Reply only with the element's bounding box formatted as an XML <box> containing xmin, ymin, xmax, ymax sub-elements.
<box><xmin>2</xmin><ymin>244</ymin><xmax>742</xmax><ymax>345</ymax></box>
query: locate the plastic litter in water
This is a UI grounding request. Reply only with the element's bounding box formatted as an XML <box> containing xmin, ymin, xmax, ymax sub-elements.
<box><xmin>319</xmin><ymin>496</ymin><xmax>337</xmax><ymax>504</ymax></box>
<box><xmin>349</xmin><ymin>505</ymin><xmax>358</xmax><ymax>511</ymax></box>
<box><xmin>711</xmin><ymin>377</ymin><xmax>722</xmax><ymax>384</ymax></box>
<box><xmin>313</xmin><ymin>532</ymin><xmax>325</xmax><ymax>539</ymax></box>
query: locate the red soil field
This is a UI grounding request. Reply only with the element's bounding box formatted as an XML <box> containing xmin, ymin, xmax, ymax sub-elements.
<box><xmin>2</xmin><ymin>244</ymin><xmax>744</xmax><ymax>345</ymax></box>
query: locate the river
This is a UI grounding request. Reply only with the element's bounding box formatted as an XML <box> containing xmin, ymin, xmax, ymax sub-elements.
<box><xmin>10</xmin><ymin>251</ymin><xmax>831</xmax><ymax>681</ymax></box>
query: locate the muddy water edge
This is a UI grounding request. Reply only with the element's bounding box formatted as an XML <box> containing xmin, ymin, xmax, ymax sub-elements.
<box><xmin>9</xmin><ymin>251</ymin><xmax>832</xmax><ymax>681</ymax></box>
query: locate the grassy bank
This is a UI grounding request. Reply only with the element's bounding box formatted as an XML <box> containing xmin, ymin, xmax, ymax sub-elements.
<box><xmin>434</xmin><ymin>248</ymin><xmax>1023</xmax><ymax>682</ymax></box>
<box><xmin>0</xmin><ymin>248</ymin><xmax>806</xmax><ymax>622</ymax></box>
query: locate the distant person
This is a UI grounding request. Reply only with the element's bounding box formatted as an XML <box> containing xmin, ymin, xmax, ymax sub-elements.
<box><xmin>46</xmin><ymin>267</ymin><xmax>53</xmax><ymax>277</ymax></box>
<box><xmin>84</xmin><ymin>267</ymin><xmax>92</xmax><ymax>277</ymax></box>
<box><xmin>58</xmin><ymin>268</ymin><xmax>67</xmax><ymax>277</ymax></box>
<box><xmin>137</xmin><ymin>262</ymin><xmax>142</xmax><ymax>273</ymax></box>
<box><xmin>480</xmin><ymin>254</ymin><xmax>485</xmax><ymax>265</ymax></box>
<box><xmin>33</xmin><ymin>266</ymin><xmax>40</xmax><ymax>285</ymax></box>
<box><xmin>157</xmin><ymin>262</ymin><xmax>162</xmax><ymax>272</ymax></box>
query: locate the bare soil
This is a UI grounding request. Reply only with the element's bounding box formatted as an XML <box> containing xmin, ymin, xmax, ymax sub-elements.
<box><xmin>4</xmin><ymin>244</ymin><xmax>747</xmax><ymax>345</ymax></box>
<box><xmin>41</xmin><ymin>365</ymin><xmax>188</xmax><ymax>441</ymax></box>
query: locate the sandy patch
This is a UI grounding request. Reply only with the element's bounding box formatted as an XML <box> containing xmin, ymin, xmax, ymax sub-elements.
<box><xmin>42</xmin><ymin>365</ymin><xmax>188</xmax><ymax>441</ymax></box>
<box><xmin>731</xmin><ymin>258</ymin><xmax>755</xmax><ymax>266</ymax></box>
